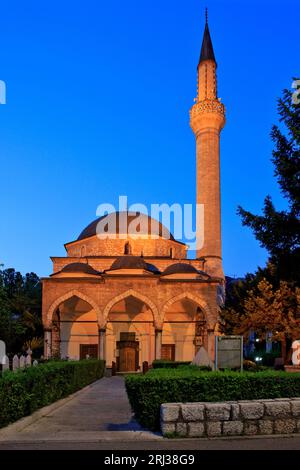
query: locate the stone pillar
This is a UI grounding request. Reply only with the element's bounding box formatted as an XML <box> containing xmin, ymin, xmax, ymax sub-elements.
<box><xmin>155</xmin><ymin>329</ymin><xmax>162</xmax><ymax>360</ymax></box>
<box><xmin>207</xmin><ymin>329</ymin><xmax>215</xmax><ymax>365</ymax></box>
<box><xmin>98</xmin><ymin>328</ymin><xmax>106</xmax><ymax>361</ymax></box>
<box><xmin>44</xmin><ymin>329</ymin><xmax>52</xmax><ymax>359</ymax></box>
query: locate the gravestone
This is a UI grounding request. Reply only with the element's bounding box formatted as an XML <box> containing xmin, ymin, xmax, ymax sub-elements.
<box><xmin>0</xmin><ymin>340</ymin><xmax>6</xmax><ymax>365</ymax></box>
<box><xmin>192</xmin><ymin>346</ymin><xmax>213</xmax><ymax>368</ymax></box>
<box><xmin>33</xmin><ymin>360</ymin><xmax>38</xmax><ymax>367</ymax></box>
<box><xmin>12</xmin><ymin>355</ymin><xmax>19</xmax><ymax>371</ymax></box>
<box><xmin>2</xmin><ymin>355</ymin><xmax>9</xmax><ymax>371</ymax></box>
<box><xmin>25</xmin><ymin>354</ymin><xmax>32</xmax><ymax>367</ymax></box>
<box><xmin>19</xmin><ymin>355</ymin><xmax>25</xmax><ymax>368</ymax></box>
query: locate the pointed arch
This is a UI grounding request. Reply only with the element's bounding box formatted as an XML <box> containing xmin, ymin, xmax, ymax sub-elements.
<box><xmin>103</xmin><ymin>289</ymin><xmax>159</xmax><ymax>324</ymax></box>
<box><xmin>161</xmin><ymin>292</ymin><xmax>212</xmax><ymax>323</ymax></box>
<box><xmin>47</xmin><ymin>290</ymin><xmax>102</xmax><ymax>324</ymax></box>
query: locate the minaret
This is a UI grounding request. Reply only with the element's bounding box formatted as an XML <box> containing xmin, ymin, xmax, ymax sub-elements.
<box><xmin>190</xmin><ymin>10</ymin><xmax>225</xmax><ymax>278</ymax></box>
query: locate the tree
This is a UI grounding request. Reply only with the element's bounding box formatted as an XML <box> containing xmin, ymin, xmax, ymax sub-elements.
<box><xmin>0</xmin><ymin>268</ymin><xmax>42</xmax><ymax>353</ymax></box>
<box><xmin>233</xmin><ymin>279</ymin><xmax>300</xmax><ymax>362</ymax></box>
<box><xmin>237</xmin><ymin>84</ymin><xmax>300</xmax><ymax>284</ymax></box>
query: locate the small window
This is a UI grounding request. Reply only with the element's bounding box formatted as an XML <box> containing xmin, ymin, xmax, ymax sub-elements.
<box><xmin>124</xmin><ymin>242</ymin><xmax>131</xmax><ymax>255</ymax></box>
<box><xmin>81</xmin><ymin>245</ymin><xmax>86</xmax><ymax>257</ymax></box>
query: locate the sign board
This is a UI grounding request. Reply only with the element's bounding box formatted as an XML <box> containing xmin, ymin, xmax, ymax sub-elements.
<box><xmin>215</xmin><ymin>335</ymin><xmax>243</xmax><ymax>371</ymax></box>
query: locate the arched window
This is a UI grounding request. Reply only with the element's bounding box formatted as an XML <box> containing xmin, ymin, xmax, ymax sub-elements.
<box><xmin>124</xmin><ymin>242</ymin><xmax>131</xmax><ymax>255</ymax></box>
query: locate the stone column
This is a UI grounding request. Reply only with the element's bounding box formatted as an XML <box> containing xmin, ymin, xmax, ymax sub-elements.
<box><xmin>155</xmin><ymin>329</ymin><xmax>162</xmax><ymax>360</ymax></box>
<box><xmin>44</xmin><ymin>329</ymin><xmax>52</xmax><ymax>359</ymax></box>
<box><xmin>207</xmin><ymin>329</ymin><xmax>215</xmax><ymax>365</ymax></box>
<box><xmin>98</xmin><ymin>328</ymin><xmax>106</xmax><ymax>361</ymax></box>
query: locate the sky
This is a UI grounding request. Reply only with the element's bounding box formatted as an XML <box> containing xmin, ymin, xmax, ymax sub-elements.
<box><xmin>0</xmin><ymin>0</ymin><xmax>298</xmax><ymax>278</ymax></box>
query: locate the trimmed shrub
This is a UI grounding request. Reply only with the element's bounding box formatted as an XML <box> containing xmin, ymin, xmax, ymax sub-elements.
<box><xmin>152</xmin><ymin>360</ymin><xmax>191</xmax><ymax>369</ymax></box>
<box><xmin>125</xmin><ymin>369</ymin><xmax>300</xmax><ymax>431</ymax></box>
<box><xmin>0</xmin><ymin>359</ymin><xmax>105</xmax><ymax>428</ymax></box>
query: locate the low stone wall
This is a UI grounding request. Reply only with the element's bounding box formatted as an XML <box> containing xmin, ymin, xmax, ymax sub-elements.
<box><xmin>160</xmin><ymin>399</ymin><xmax>300</xmax><ymax>437</ymax></box>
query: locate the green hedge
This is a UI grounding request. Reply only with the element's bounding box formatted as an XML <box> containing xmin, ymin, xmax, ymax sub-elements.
<box><xmin>152</xmin><ymin>360</ymin><xmax>192</xmax><ymax>369</ymax></box>
<box><xmin>0</xmin><ymin>359</ymin><xmax>105</xmax><ymax>428</ymax></box>
<box><xmin>125</xmin><ymin>369</ymin><xmax>300</xmax><ymax>431</ymax></box>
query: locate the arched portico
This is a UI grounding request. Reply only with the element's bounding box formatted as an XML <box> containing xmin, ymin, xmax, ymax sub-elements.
<box><xmin>103</xmin><ymin>289</ymin><xmax>160</xmax><ymax>371</ymax></box>
<box><xmin>45</xmin><ymin>290</ymin><xmax>103</xmax><ymax>360</ymax></box>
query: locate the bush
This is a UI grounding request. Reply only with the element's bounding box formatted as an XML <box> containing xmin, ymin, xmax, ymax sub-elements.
<box><xmin>152</xmin><ymin>360</ymin><xmax>192</xmax><ymax>369</ymax></box>
<box><xmin>0</xmin><ymin>359</ymin><xmax>105</xmax><ymax>428</ymax></box>
<box><xmin>125</xmin><ymin>369</ymin><xmax>300</xmax><ymax>431</ymax></box>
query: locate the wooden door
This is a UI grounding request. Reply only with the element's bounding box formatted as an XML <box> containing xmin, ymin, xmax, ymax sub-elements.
<box><xmin>118</xmin><ymin>341</ymin><xmax>139</xmax><ymax>372</ymax></box>
<box><xmin>80</xmin><ymin>344</ymin><xmax>98</xmax><ymax>360</ymax></box>
<box><xmin>161</xmin><ymin>344</ymin><xmax>175</xmax><ymax>361</ymax></box>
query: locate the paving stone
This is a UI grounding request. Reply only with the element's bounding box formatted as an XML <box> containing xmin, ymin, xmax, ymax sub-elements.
<box><xmin>240</xmin><ymin>402</ymin><xmax>264</xmax><ymax>420</ymax></box>
<box><xmin>161</xmin><ymin>422</ymin><xmax>176</xmax><ymax>436</ymax></box>
<box><xmin>222</xmin><ymin>421</ymin><xmax>243</xmax><ymax>436</ymax></box>
<box><xmin>206</xmin><ymin>421</ymin><xmax>222</xmax><ymax>437</ymax></box>
<box><xmin>176</xmin><ymin>422</ymin><xmax>187</xmax><ymax>437</ymax></box>
<box><xmin>231</xmin><ymin>404</ymin><xmax>240</xmax><ymax>420</ymax></box>
<box><xmin>274</xmin><ymin>419</ymin><xmax>296</xmax><ymax>434</ymax></box>
<box><xmin>244</xmin><ymin>421</ymin><xmax>258</xmax><ymax>436</ymax></box>
<box><xmin>264</xmin><ymin>402</ymin><xmax>291</xmax><ymax>418</ymax></box>
<box><xmin>187</xmin><ymin>422</ymin><xmax>205</xmax><ymax>437</ymax></box>
<box><xmin>181</xmin><ymin>404</ymin><xmax>204</xmax><ymax>422</ymax></box>
<box><xmin>160</xmin><ymin>404</ymin><xmax>180</xmax><ymax>423</ymax></box>
<box><xmin>291</xmin><ymin>400</ymin><xmax>300</xmax><ymax>417</ymax></box>
<box><xmin>258</xmin><ymin>420</ymin><xmax>274</xmax><ymax>435</ymax></box>
<box><xmin>205</xmin><ymin>403</ymin><xmax>230</xmax><ymax>421</ymax></box>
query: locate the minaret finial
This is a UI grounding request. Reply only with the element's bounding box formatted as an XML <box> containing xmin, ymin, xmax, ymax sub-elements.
<box><xmin>205</xmin><ymin>7</ymin><xmax>208</xmax><ymax>24</ymax></box>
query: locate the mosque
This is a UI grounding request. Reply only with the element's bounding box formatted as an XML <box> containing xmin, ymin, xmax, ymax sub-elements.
<box><xmin>42</xmin><ymin>15</ymin><xmax>226</xmax><ymax>372</ymax></box>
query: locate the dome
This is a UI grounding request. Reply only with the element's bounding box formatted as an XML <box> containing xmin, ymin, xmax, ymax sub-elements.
<box><xmin>109</xmin><ymin>255</ymin><xmax>148</xmax><ymax>271</ymax></box>
<box><xmin>162</xmin><ymin>263</ymin><xmax>199</xmax><ymax>276</ymax></box>
<box><xmin>61</xmin><ymin>263</ymin><xmax>100</xmax><ymax>275</ymax></box>
<box><xmin>77</xmin><ymin>211</ymin><xmax>175</xmax><ymax>241</ymax></box>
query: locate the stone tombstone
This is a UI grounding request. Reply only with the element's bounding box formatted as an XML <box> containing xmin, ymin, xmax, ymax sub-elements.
<box><xmin>33</xmin><ymin>360</ymin><xmax>38</xmax><ymax>367</ymax></box>
<box><xmin>12</xmin><ymin>355</ymin><xmax>20</xmax><ymax>371</ymax></box>
<box><xmin>0</xmin><ymin>340</ymin><xmax>6</xmax><ymax>366</ymax></box>
<box><xmin>25</xmin><ymin>354</ymin><xmax>32</xmax><ymax>367</ymax></box>
<box><xmin>19</xmin><ymin>355</ymin><xmax>26</xmax><ymax>369</ymax></box>
<box><xmin>215</xmin><ymin>335</ymin><xmax>243</xmax><ymax>371</ymax></box>
<box><xmin>291</xmin><ymin>340</ymin><xmax>300</xmax><ymax>366</ymax></box>
<box><xmin>192</xmin><ymin>346</ymin><xmax>213</xmax><ymax>368</ymax></box>
<box><xmin>2</xmin><ymin>355</ymin><xmax>9</xmax><ymax>371</ymax></box>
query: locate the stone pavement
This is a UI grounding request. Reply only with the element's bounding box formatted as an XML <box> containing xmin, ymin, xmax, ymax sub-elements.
<box><xmin>0</xmin><ymin>376</ymin><xmax>299</xmax><ymax>450</ymax></box>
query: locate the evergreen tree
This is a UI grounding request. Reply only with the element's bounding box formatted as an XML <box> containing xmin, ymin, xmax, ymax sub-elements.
<box><xmin>237</xmin><ymin>84</ymin><xmax>300</xmax><ymax>284</ymax></box>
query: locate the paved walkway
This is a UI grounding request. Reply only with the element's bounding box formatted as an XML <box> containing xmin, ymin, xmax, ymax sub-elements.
<box><xmin>0</xmin><ymin>376</ymin><xmax>300</xmax><ymax>449</ymax></box>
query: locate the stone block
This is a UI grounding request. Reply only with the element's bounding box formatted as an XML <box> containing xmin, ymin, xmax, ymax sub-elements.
<box><xmin>188</xmin><ymin>422</ymin><xmax>205</xmax><ymax>437</ymax></box>
<box><xmin>264</xmin><ymin>401</ymin><xmax>291</xmax><ymax>418</ymax></box>
<box><xmin>231</xmin><ymin>403</ymin><xmax>240</xmax><ymax>420</ymax></box>
<box><xmin>291</xmin><ymin>400</ymin><xmax>300</xmax><ymax>417</ymax></box>
<box><xmin>240</xmin><ymin>402</ymin><xmax>264</xmax><ymax>420</ymax></box>
<box><xmin>176</xmin><ymin>422</ymin><xmax>187</xmax><ymax>437</ymax></box>
<box><xmin>181</xmin><ymin>404</ymin><xmax>204</xmax><ymax>422</ymax></box>
<box><xmin>205</xmin><ymin>403</ymin><xmax>231</xmax><ymax>421</ymax></box>
<box><xmin>258</xmin><ymin>420</ymin><xmax>274</xmax><ymax>435</ymax></box>
<box><xmin>160</xmin><ymin>404</ymin><xmax>180</xmax><ymax>423</ymax></box>
<box><xmin>222</xmin><ymin>421</ymin><xmax>243</xmax><ymax>436</ymax></box>
<box><xmin>244</xmin><ymin>421</ymin><xmax>258</xmax><ymax>436</ymax></box>
<box><xmin>297</xmin><ymin>419</ymin><xmax>300</xmax><ymax>433</ymax></box>
<box><xmin>274</xmin><ymin>419</ymin><xmax>296</xmax><ymax>434</ymax></box>
<box><xmin>206</xmin><ymin>421</ymin><xmax>222</xmax><ymax>437</ymax></box>
<box><xmin>161</xmin><ymin>422</ymin><xmax>176</xmax><ymax>436</ymax></box>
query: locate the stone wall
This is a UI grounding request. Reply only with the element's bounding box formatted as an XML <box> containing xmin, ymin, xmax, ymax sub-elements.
<box><xmin>161</xmin><ymin>399</ymin><xmax>300</xmax><ymax>437</ymax></box>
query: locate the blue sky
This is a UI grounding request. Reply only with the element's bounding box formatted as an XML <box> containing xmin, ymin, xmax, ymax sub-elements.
<box><xmin>0</xmin><ymin>0</ymin><xmax>298</xmax><ymax>278</ymax></box>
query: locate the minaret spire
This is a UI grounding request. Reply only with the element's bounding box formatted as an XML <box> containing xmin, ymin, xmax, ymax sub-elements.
<box><xmin>190</xmin><ymin>12</ymin><xmax>226</xmax><ymax>277</ymax></box>
<box><xmin>199</xmin><ymin>9</ymin><xmax>216</xmax><ymax>66</ymax></box>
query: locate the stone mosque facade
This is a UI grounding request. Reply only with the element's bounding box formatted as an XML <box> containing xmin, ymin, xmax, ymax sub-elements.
<box><xmin>42</xmin><ymin>17</ymin><xmax>226</xmax><ymax>371</ymax></box>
